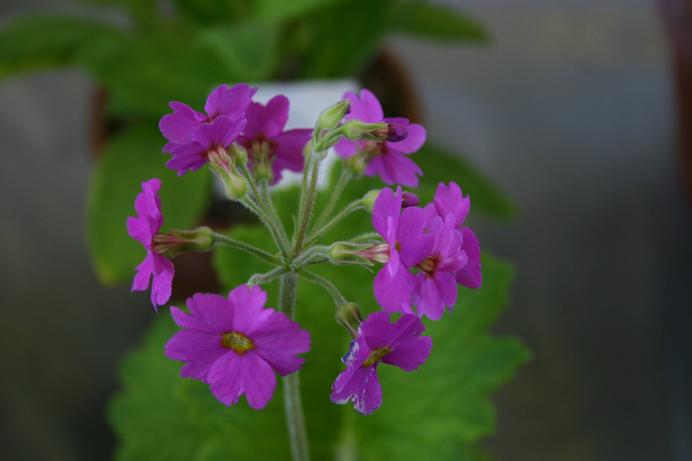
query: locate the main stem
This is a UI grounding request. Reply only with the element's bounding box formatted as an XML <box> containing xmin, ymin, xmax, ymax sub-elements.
<box><xmin>279</xmin><ymin>273</ymin><xmax>310</xmax><ymax>461</ymax></box>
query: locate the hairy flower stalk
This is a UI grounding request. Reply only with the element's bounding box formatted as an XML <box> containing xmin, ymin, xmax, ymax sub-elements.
<box><xmin>126</xmin><ymin>84</ymin><xmax>483</xmax><ymax>461</ymax></box>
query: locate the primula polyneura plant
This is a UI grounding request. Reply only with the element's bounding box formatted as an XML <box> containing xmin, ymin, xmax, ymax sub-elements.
<box><xmin>127</xmin><ymin>83</ymin><xmax>486</xmax><ymax>461</ymax></box>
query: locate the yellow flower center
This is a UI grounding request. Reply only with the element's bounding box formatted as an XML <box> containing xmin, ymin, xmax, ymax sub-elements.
<box><xmin>363</xmin><ymin>346</ymin><xmax>393</xmax><ymax>367</ymax></box>
<box><xmin>221</xmin><ymin>331</ymin><xmax>255</xmax><ymax>354</ymax></box>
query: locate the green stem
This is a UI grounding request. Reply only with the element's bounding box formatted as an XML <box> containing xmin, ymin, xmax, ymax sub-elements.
<box><xmin>238</xmin><ymin>164</ymin><xmax>291</xmax><ymax>258</ymax></box>
<box><xmin>213</xmin><ymin>233</ymin><xmax>278</xmax><ymax>265</ymax></box>
<box><xmin>259</xmin><ymin>179</ymin><xmax>291</xmax><ymax>249</ymax></box>
<box><xmin>312</xmin><ymin>168</ymin><xmax>352</xmax><ymax>232</ymax></box>
<box><xmin>304</xmin><ymin>200</ymin><xmax>364</xmax><ymax>247</ymax></box>
<box><xmin>247</xmin><ymin>266</ymin><xmax>288</xmax><ymax>286</ymax></box>
<box><xmin>298</xmin><ymin>270</ymin><xmax>347</xmax><ymax>307</ymax></box>
<box><xmin>293</xmin><ymin>153</ymin><xmax>321</xmax><ymax>254</ymax></box>
<box><xmin>279</xmin><ymin>273</ymin><xmax>310</xmax><ymax>461</ymax></box>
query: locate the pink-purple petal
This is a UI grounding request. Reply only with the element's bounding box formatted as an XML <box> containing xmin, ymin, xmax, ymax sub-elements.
<box><xmin>383</xmin><ymin>335</ymin><xmax>432</xmax><ymax>371</ymax></box>
<box><xmin>456</xmin><ymin>227</ymin><xmax>482</xmax><ymax>288</ymax></box>
<box><xmin>374</xmin><ymin>264</ymin><xmax>416</xmax><ymax>313</ymax></box>
<box><xmin>386</xmin><ymin>122</ymin><xmax>426</xmax><ymax>154</ymax></box>
<box><xmin>372</xmin><ymin>187</ymin><xmax>402</xmax><ymax>239</ymax></box>
<box><xmin>242</xmin><ymin>353</ymin><xmax>277</xmax><ymax>410</ymax></box>
<box><xmin>207</xmin><ymin>351</ymin><xmax>245</xmax><ymax>406</ymax></box>
<box><xmin>365</xmin><ymin>150</ymin><xmax>422</xmax><ymax>187</ymax></box>
<box><xmin>271</xmin><ymin>128</ymin><xmax>311</xmax><ymax>183</ymax></box>
<box><xmin>334</xmin><ymin>138</ymin><xmax>358</xmax><ymax>158</ymax></box>
<box><xmin>150</xmin><ymin>255</ymin><xmax>174</xmax><ymax>307</ymax></box>
<box><xmin>245</xmin><ymin>95</ymin><xmax>290</xmax><ymax>139</ymax></box>
<box><xmin>204</xmin><ymin>83</ymin><xmax>256</xmax><ymax>120</ymax></box>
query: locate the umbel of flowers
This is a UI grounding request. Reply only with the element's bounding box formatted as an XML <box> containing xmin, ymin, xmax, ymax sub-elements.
<box><xmin>127</xmin><ymin>84</ymin><xmax>482</xmax><ymax>461</ymax></box>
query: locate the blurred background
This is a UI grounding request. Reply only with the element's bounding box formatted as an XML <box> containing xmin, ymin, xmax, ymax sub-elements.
<box><xmin>1</xmin><ymin>0</ymin><xmax>690</xmax><ymax>460</ymax></box>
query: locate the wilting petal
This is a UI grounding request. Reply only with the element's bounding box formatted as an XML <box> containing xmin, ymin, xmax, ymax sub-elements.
<box><xmin>330</xmin><ymin>364</ymin><xmax>383</xmax><ymax>415</ymax></box>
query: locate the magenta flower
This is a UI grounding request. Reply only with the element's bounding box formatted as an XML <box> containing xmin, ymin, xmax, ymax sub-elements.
<box><xmin>414</xmin><ymin>215</ymin><xmax>468</xmax><ymax>320</ymax></box>
<box><xmin>238</xmin><ymin>95</ymin><xmax>312</xmax><ymax>183</ymax></box>
<box><xmin>165</xmin><ymin>285</ymin><xmax>310</xmax><ymax>409</ymax></box>
<box><xmin>159</xmin><ymin>83</ymin><xmax>256</xmax><ymax>176</ymax></box>
<box><xmin>126</xmin><ymin>178</ymin><xmax>174</xmax><ymax>308</ymax></box>
<box><xmin>334</xmin><ymin>89</ymin><xmax>426</xmax><ymax>187</ymax></box>
<box><xmin>427</xmin><ymin>182</ymin><xmax>482</xmax><ymax>289</ymax></box>
<box><xmin>159</xmin><ymin>83</ymin><xmax>256</xmax><ymax>152</ymax></box>
<box><xmin>165</xmin><ymin>115</ymin><xmax>246</xmax><ymax>175</ymax></box>
<box><xmin>372</xmin><ymin>187</ymin><xmax>432</xmax><ymax>314</ymax></box>
<box><xmin>330</xmin><ymin>312</ymin><xmax>432</xmax><ymax>415</ymax></box>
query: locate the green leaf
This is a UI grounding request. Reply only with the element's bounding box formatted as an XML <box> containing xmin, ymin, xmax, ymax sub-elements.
<box><xmin>298</xmin><ymin>0</ymin><xmax>391</xmax><ymax>77</ymax></box>
<box><xmin>253</xmin><ymin>0</ymin><xmax>347</xmax><ymax>22</ymax></box>
<box><xmin>0</xmin><ymin>15</ymin><xmax>122</xmax><ymax>79</ymax></box>
<box><xmin>415</xmin><ymin>143</ymin><xmax>515</xmax><ymax>218</ymax></box>
<box><xmin>198</xmin><ymin>23</ymin><xmax>279</xmax><ymax>82</ymax></box>
<box><xmin>387</xmin><ymin>1</ymin><xmax>488</xmax><ymax>42</ymax></box>
<box><xmin>87</xmin><ymin>125</ymin><xmax>210</xmax><ymax>285</ymax></box>
<box><xmin>80</xmin><ymin>35</ymin><xmax>230</xmax><ymax>118</ymax></box>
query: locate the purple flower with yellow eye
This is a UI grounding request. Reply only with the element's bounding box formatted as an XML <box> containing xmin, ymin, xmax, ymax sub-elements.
<box><xmin>426</xmin><ymin>182</ymin><xmax>482</xmax><ymax>289</ymax></box>
<box><xmin>334</xmin><ymin>89</ymin><xmax>426</xmax><ymax>187</ymax></box>
<box><xmin>414</xmin><ymin>215</ymin><xmax>467</xmax><ymax>320</ymax></box>
<box><xmin>126</xmin><ymin>178</ymin><xmax>174</xmax><ymax>309</ymax></box>
<box><xmin>330</xmin><ymin>312</ymin><xmax>432</xmax><ymax>415</ymax></box>
<box><xmin>238</xmin><ymin>95</ymin><xmax>312</xmax><ymax>184</ymax></box>
<box><xmin>371</xmin><ymin>187</ymin><xmax>432</xmax><ymax>314</ymax></box>
<box><xmin>165</xmin><ymin>285</ymin><xmax>311</xmax><ymax>409</ymax></box>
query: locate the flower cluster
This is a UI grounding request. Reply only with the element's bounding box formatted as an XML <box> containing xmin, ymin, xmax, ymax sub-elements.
<box><xmin>125</xmin><ymin>84</ymin><xmax>481</xmax><ymax>420</ymax></box>
<box><xmin>368</xmin><ymin>183</ymin><xmax>482</xmax><ymax>321</ymax></box>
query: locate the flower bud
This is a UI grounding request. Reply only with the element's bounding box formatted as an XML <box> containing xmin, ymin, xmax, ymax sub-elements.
<box><xmin>153</xmin><ymin>226</ymin><xmax>215</xmax><ymax>258</ymax></box>
<box><xmin>341</xmin><ymin>120</ymin><xmax>389</xmax><ymax>142</ymax></box>
<box><xmin>335</xmin><ymin>302</ymin><xmax>362</xmax><ymax>337</ymax></box>
<box><xmin>362</xmin><ymin>189</ymin><xmax>381</xmax><ymax>212</ymax></box>
<box><xmin>315</xmin><ymin>99</ymin><xmax>350</xmax><ymax>132</ymax></box>
<box><xmin>219</xmin><ymin>169</ymin><xmax>249</xmax><ymax>200</ymax></box>
<box><xmin>329</xmin><ymin>241</ymin><xmax>374</xmax><ymax>267</ymax></box>
<box><xmin>229</xmin><ymin>143</ymin><xmax>248</xmax><ymax>165</ymax></box>
<box><xmin>402</xmin><ymin>191</ymin><xmax>420</xmax><ymax>208</ymax></box>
